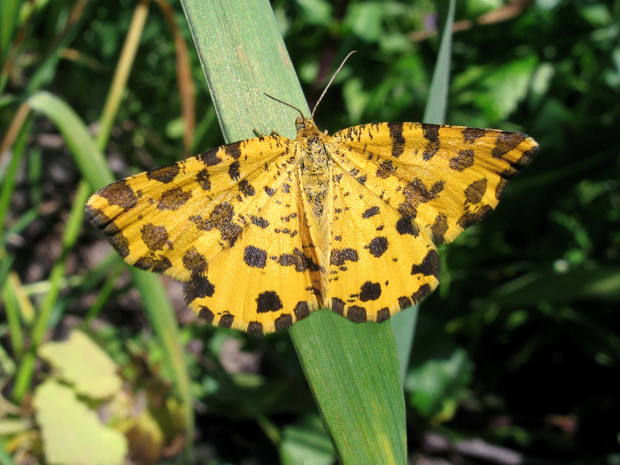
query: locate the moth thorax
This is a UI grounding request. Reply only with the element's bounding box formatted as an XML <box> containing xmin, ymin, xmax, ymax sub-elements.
<box><xmin>301</xmin><ymin>140</ymin><xmax>331</xmax><ymax>221</ymax></box>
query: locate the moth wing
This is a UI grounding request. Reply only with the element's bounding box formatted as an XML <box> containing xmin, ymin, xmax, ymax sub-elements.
<box><xmin>327</xmin><ymin>166</ymin><xmax>439</xmax><ymax>323</ymax></box>
<box><xmin>85</xmin><ymin>136</ymin><xmax>297</xmax><ymax>282</ymax></box>
<box><xmin>185</xmin><ymin>169</ymin><xmax>323</xmax><ymax>334</ymax></box>
<box><xmin>331</xmin><ymin>123</ymin><xmax>538</xmax><ymax>245</ymax></box>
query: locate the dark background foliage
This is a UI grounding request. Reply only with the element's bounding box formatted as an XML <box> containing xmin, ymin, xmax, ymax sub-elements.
<box><xmin>1</xmin><ymin>0</ymin><xmax>619</xmax><ymax>464</ymax></box>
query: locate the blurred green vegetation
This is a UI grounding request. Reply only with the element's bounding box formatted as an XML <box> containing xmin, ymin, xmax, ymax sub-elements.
<box><xmin>1</xmin><ymin>0</ymin><xmax>619</xmax><ymax>464</ymax></box>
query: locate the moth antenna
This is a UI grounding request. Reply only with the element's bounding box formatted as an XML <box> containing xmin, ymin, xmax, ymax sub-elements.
<box><xmin>263</xmin><ymin>93</ymin><xmax>305</xmax><ymax>119</ymax></box>
<box><xmin>311</xmin><ymin>50</ymin><xmax>357</xmax><ymax>120</ymax></box>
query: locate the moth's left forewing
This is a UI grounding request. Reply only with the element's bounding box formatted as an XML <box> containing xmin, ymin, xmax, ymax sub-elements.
<box><xmin>85</xmin><ymin>135</ymin><xmax>298</xmax><ymax>283</ymax></box>
<box><xmin>331</xmin><ymin>123</ymin><xmax>538</xmax><ymax>245</ymax></box>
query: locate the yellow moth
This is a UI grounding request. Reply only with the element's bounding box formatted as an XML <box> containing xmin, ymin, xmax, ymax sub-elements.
<box><xmin>86</xmin><ymin>62</ymin><xmax>538</xmax><ymax>334</ymax></box>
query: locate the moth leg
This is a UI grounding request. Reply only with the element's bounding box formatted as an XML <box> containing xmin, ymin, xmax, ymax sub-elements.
<box><xmin>253</xmin><ymin>129</ymin><xmax>281</xmax><ymax>137</ymax></box>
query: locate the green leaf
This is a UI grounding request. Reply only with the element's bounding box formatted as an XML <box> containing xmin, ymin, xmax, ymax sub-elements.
<box><xmin>34</xmin><ymin>380</ymin><xmax>128</xmax><ymax>465</ymax></box>
<box><xmin>452</xmin><ymin>55</ymin><xmax>539</xmax><ymax>121</ymax></box>
<box><xmin>406</xmin><ymin>316</ymin><xmax>474</xmax><ymax>422</ymax></box>
<box><xmin>27</xmin><ymin>92</ymin><xmax>114</xmax><ymax>189</ymax></box>
<box><xmin>180</xmin><ymin>1</ymin><xmax>406</xmax><ymax>463</ymax></box>
<box><xmin>482</xmin><ymin>266</ymin><xmax>620</xmax><ymax>306</ymax></box>
<box><xmin>38</xmin><ymin>330</ymin><xmax>122</xmax><ymax>399</ymax></box>
<box><xmin>280</xmin><ymin>414</ymin><xmax>335</xmax><ymax>465</ymax></box>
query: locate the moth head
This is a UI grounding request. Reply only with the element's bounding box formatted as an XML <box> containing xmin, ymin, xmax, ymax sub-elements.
<box><xmin>295</xmin><ymin>116</ymin><xmax>316</xmax><ymax>132</ymax></box>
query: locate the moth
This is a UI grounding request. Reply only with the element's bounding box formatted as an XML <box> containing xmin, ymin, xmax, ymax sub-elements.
<box><xmin>86</xmin><ymin>65</ymin><xmax>538</xmax><ymax>334</ymax></box>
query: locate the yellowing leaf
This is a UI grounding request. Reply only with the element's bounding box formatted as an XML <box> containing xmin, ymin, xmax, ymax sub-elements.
<box><xmin>34</xmin><ymin>380</ymin><xmax>127</xmax><ymax>465</ymax></box>
<box><xmin>38</xmin><ymin>330</ymin><xmax>121</xmax><ymax>398</ymax></box>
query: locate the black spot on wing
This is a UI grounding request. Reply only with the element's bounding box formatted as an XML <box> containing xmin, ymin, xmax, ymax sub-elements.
<box><xmin>411</xmin><ymin>250</ymin><xmax>440</xmax><ymax>278</ymax></box>
<box><xmin>388</xmin><ymin>122</ymin><xmax>405</xmax><ymax>158</ymax></box>
<box><xmin>250</xmin><ymin>216</ymin><xmax>269</xmax><ymax>228</ymax></box>
<box><xmin>331</xmin><ymin>297</ymin><xmax>345</xmax><ymax>316</ymax></box>
<box><xmin>244</xmin><ymin>245</ymin><xmax>267</xmax><ymax>268</ymax></box>
<box><xmin>515</xmin><ymin>146</ymin><xmax>538</xmax><ymax>169</ymax></box>
<box><xmin>275</xmin><ymin>313</ymin><xmax>293</xmax><ymax>331</ymax></box>
<box><xmin>141</xmin><ymin>223</ymin><xmax>168</xmax><ymax>251</ymax></box>
<box><xmin>398</xmin><ymin>296</ymin><xmax>412</xmax><ymax>310</ymax></box>
<box><xmin>376</xmin><ymin>308</ymin><xmax>390</xmax><ymax>323</ymax></box>
<box><xmin>101</xmin><ymin>220</ymin><xmax>130</xmax><ymax>258</ymax></box>
<box><xmin>278</xmin><ymin>248</ymin><xmax>319</xmax><ymax>272</ymax></box>
<box><xmin>247</xmin><ymin>321</ymin><xmax>263</xmax><ymax>335</ymax></box>
<box><xmin>198</xmin><ymin>148</ymin><xmax>222</xmax><ymax>166</ymax></box>
<box><xmin>359</xmin><ymin>281</ymin><xmax>381</xmax><ymax>302</ymax></box>
<box><xmin>225</xmin><ymin>141</ymin><xmax>242</xmax><ymax>159</ymax></box>
<box><xmin>367</xmin><ymin>237</ymin><xmax>388</xmax><ymax>258</ymax></box>
<box><xmin>450</xmin><ymin>149</ymin><xmax>474</xmax><ymax>171</ymax></box>
<box><xmin>411</xmin><ymin>283</ymin><xmax>433</xmax><ymax>303</ymax></box>
<box><xmin>347</xmin><ymin>306</ymin><xmax>367</xmax><ymax>323</ymax></box>
<box><xmin>197</xmin><ymin>169</ymin><xmax>211</xmax><ymax>191</ymax></box>
<box><xmin>462</xmin><ymin>127</ymin><xmax>487</xmax><ymax>143</ymax></box>
<box><xmin>84</xmin><ymin>204</ymin><xmax>111</xmax><ymax>229</ymax></box>
<box><xmin>97</xmin><ymin>180</ymin><xmax>137</xmax><ymax>210</ymax></box>
<box><xmin>183</xmin><ymin>246</ymin><xmax>207</xmax><ymax>274</ymax></box>
<box><xmin>396</xmin><ymin>217</ymin><xmax>418</xmax><ymax>236</ymax></box>
<box><xmin>421</xmin><ymin>124</ymin><xmax>440</xmax><ymax>161</ymax></box>
<box><xmin>238</xmin><ymin>179</ymin><xmax>256</xmax><ymax>196</ymax></box>
<box><xmin>294</xmin><ymin>301</ymin><xmax>310</xmax><ymax>320</ymax></box>
<box><xmin>146</xmin><ymin>164</ymin><xmax>180</xmax><ymax>184</ymax></box>
<box><xmin>464</xmin><ymin>178</ymin><xmax>488</xmax><ymax>204</ymax></box>
<box><xmin>157</xmin><ymin>187</ymin><xmax>192</xmax><ymax>211</ymax></box>
<box><xmin>362</xmin><ymin>206</ymin><xmax>380</xmax><ymax>218</ymax></box>
<box><xmin>256</xmin><ymin>291</ymin><xmax>283</xmax><ymax>313</ymax></box>
<box><xmin>399</xmin><ymin>178</ymin><xmax>444</xmax><ymax>219</ymax></box>
<box><xmin>330</xmin><ymin>248</ymin><xmax>359</xmax><ymax>266</ymax></box>
<box><xmin>198</xmin><ymin>306</ymin><xmax>214</xmax><ymax>324</ymax></box>
<box><xmin>228</xmin><ymin>161</ymin><xmax>240</xmax><ymax>181</ymax></box>
<box><xmin>133</xmin><ymin>255</ymin><xmax>172</xmax><ymax>274</ymax></box>
<box><xmin>376</xmin><ymin>160</ymin><xmax>395</xmax><ymax>179</ymax></box>
<box><xmin>219</xmin><ymin>314</ymin><xmax>234</xmax><ymax>329</ymax></box>
<box><xmin>190</xmin><ymin>202</ymin><xmax>243</xmax><ymax>247</ymax></box>
<box><xmin>431</xmin><ymin>213</ymin><xmax>449</xmax><ymax>245</ymax></box>
<box><xmin>491</xmin><ymin>132</ymin><xmax>526</xmax><ymax>159</ymax></box>
<box><xmin>184</xmin><ymin>275</ymin><xmax>216</xmax><ymax>304</ymax></box>
<box><xmin>457</xmin><ymin>205</ymin><xmax>494</xmax><ymax>229</ymax></box>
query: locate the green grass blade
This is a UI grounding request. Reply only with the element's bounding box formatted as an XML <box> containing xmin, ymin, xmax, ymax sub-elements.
<box><xmin>0</xmin><ymin>106</ymin><xmax>30</xmax><ymax>235</ymax></box>
<box><xmin>391</xmin><ymin>0</ymin><xmax>456</xmax><ymax>381</ymax></box>
<box><xmin>3</xmin><ymin>276</ymin><xmax>24</xmax><ymax>360</ymax></box>
<box><xmin>180</xmin><ymin>1</ymin><xmax>406</xmax><ymax>463</ymax></box>
<box><xmin>423</xmin><ymin>0</ymin><xmax>455</xmax><ymax>125</ymax></box>
<box><xmin>390</xmin><ymin>306</ymin><xmax>419</xmax><ymax>382</ymax></box>
<box><xmin>0</xmin><ymin>0</ymin><xmax>20</xmax><ymax>60</ymax></box>
<box><xmin>28</xmin><ymin>92</ymin><xmax>114</xmax><ymax>188</ymax></box>
<box><xmin>0</xmin><ymin>0</ymin><xmax>21</xmax><ymax>93</ymax></box>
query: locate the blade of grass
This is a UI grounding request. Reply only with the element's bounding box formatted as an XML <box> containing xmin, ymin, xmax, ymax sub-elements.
<box><xmin>180</xmin><ymin>1</ymin><xmax>406</xmax><ymax>463</ymax></box>
<box><xmin>0</xmin><ymin>0</ymin><xmax>21</xmax><ymax>60</ymax></box>
<box><xmin>391</xmin><ymin>0</ymin><xmax>456</xmax><ymax>382</ymax></box>
<box><xmin>155</xmin><ymin>0</ymin><xmax>195</xmax><ymax>158</ymax></box>
<box><xmin>5</xmin><ymin>272</ymin><xmax>35</xmax><ymax>325</ymax></box>
<box><xmin>24</xmin><ymin>0</ymin><xmax>91</xmax><ymax>95</ymax></box>
<box><xmin>96</xmin><ymin>0</ymin><xmax>150</xmax><ymax>149</ymax></box>
<box><xmin>3</xmin><ymin>277</ymin><xmax>24</xmax><ymax>360</ymax></box>
<box><xmin>424</xmin><ymin>0</ymin><xmax>455</xmax><ymax>125</ymax></box>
